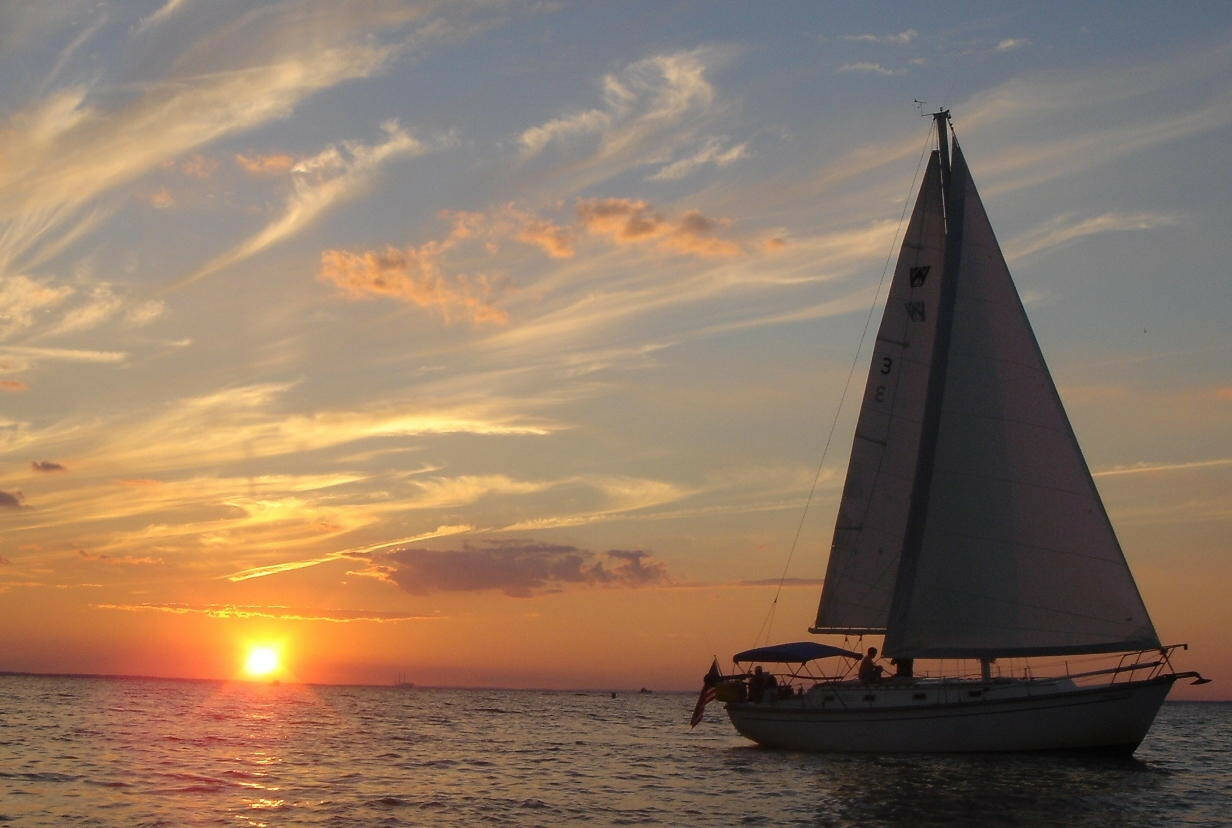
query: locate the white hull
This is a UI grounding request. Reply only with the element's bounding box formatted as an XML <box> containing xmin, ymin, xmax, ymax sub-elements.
<box><xmin>726</xmin><ymin>675</ymin><xmax>1176</xmax><ymax>753</ymax></box>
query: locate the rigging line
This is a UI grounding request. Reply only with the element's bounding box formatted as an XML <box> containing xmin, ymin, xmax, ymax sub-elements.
<box><xmin>755</xmin><ymin>119</ymin><xmax>936</xmax><ymax>647</ymax></box>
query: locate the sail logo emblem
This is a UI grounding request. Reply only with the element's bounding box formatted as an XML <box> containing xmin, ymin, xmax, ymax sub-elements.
<box><xmin>905</xmin><ymin>301</ymin><xmax>926</xmax><ymax>322</ymax></box>
<box><xmin>909</xmin><ymin>266</ymin><xmax>930</xmax><ymax>288</ymax></box>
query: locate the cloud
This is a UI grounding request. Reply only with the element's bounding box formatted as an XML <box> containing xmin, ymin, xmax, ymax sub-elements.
<box><xmin>0</xmin><ymin>346</ymin><xmax>126</xmax><ymax>373</ymax></box>
<box><xmin>843</xmin><ymin>29</ymin><xmax>918</xmax><ymax>44</ymax></box>
<box><xmin>517</xmin><ymin>50</ymin><xmax>716</xmax><ymax>159</ymax></box>
<box><xmin>1092</xmin><ymin>458</ymin><xmax>1232</xmax><ymax>478</ymax></box>
<box><xmin>649</xmin><ymin>136</ymin><xmax>748</xmax><ymax>181</ymax></box>
<box><xmin>519</xmin><ymin>108</ymin><xmax>611</xmax><ymax>157</ymax></box>
<box><xmin>64</xmin><ymin>381</ymin><xmax>561</xmax><ymax>479</ymax></box>
<box><xmin>366</xmin><ymin>539</ymin><xmax>670</xmax><ymax>597</ymax></box>
<box><xmin>175</xmin><ymin>154</ymin><xmax>218</xmax><ymax>179</ymax></box>
<box><xmin>0</xmin><ymin>275</ymin><xmax>73</xmax><ymax>339</ymax></box>
<box><xmin>1</xmin><ymin>381</ymin><xmax>28</xmax><ymax>392</ymax></box>
<box><xmin>31</xmin><ymin>460</ymin><xmax>66</xmax><ymax>472</ymax></box>
<box><xmin>234</xmin><ymin>153</ymin><xmax>297</xmax><ymax>175</ymax></box>
<box><xmin>144</xmin><ymin>188</ymin><xmax>175</xmax><ymax>208</ymax></box>
<box><xmin>0</xmin><ymin>277</ymin><xmax>166</xmax><ymax>343</ymax></box>
<box><xmin>843</xmin><ymin>29</ymin><xmax>917</xmax><ymax>44</ymax></box>
<box><xmin>995</xmin><ymin>38</ymin><xmax>1031</xmax><ymax>52</ymax></box>
<box><xmin>124</xmin><ymin>299</ymin><xmax>165</xmax><ymax>327</ymax></box>
<box><xmin>1005</xmin><ymin>211</ymin><xmax>1181</xmax><ymax>260</ymax></box>
<box><xmin>77</xmin><ymin>550</ymin><xmax>162</xmax><ymax>566</ymax></box>
<box><xmin>735</xmin><ymin>577</ymin><xmax>823</xmax><ymax>588</ymax></box>
<box><xmin>226</xmin><ymin>524</ymin><xmax>475</xmax><ymax>582</ymax></box>
<box><xmin>0</xmin><ymin>490</ymin><xmax>24</xmax><ymax>509</ymax></box>
<box><xmin>42</xmin><ymin>282</ymin><xmax>124</xmax><ymax>337</ymax></box>
<box><xmin>318</xmin><ymin>195</ymin><xmax>742</xmax><ymax>325</ymax></box>
<box><xmin>515</xmin><ymin>49</ymin><xmax>726</xmax><ymax>190</ymax></box>
<box><xmin>319</xmin><ymin>244</ymin><xmax>508</xmax><ymax>326</ymax></box>
<box><xmin>137</xmin><ymin>0</ymin><xmax>190</xmax><ymax>34</ymax></box>
<box><xmin>93</xmin><ymin>602</ymin><xmax>431</xmax><ymax>623</ymax></box>
<box><xmin>837</xmin><ymin>62</ymin><xmax>896</xmax><ymax>76</ymax></box>
<box><xmin>177</xmin><ymin>121</ymin><xmax>433</xmax><ymax>290</ymax></box>
<box><xmin>576</xmin><ymin>198</ymin><xmax>742</xmax><ymax>257</ymax></box>
<box><xmin>0</xmin><ymin>3</ymin><xmax>441</xmax><ymax>278</ymax></box>
<box><xmin>515</xmin><ymin>216</ymin><xmax>574</xmax><ymax>258</ymax></box>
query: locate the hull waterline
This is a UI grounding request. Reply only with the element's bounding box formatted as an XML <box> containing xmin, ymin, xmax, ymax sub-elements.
<box><xmin>725</xmin><ymin>675</ymin><xmax>1177</xmax><ymax>753</ymax></box>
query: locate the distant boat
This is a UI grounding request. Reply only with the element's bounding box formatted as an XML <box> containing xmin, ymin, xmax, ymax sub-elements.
<box><xmin>393</xmin><ymin>673</ymin><xmax>415</xmax><ymax>689</ymax></box>
<box><xmin>704</xmin><ymin>110</ymin><xmax>1208</xmax><ymax>753</ymax></box>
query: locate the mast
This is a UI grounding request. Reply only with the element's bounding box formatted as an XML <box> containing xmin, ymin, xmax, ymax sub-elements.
<box><xmin>934</xmin><ymin>109</ymin><xmax>950</xmax><ymax>211</ymax></box>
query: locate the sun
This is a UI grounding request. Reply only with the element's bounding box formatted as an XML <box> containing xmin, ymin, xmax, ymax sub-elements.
<box><xmin>244</xmin><ymin>646</ymin><xmax>280</xmax><ymax>678</ymax></box>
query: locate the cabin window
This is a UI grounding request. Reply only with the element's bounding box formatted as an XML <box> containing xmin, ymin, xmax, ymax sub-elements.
<box><xmin>913</xmin><ymin>693</ymin><xmax>927</xmax><ymax>700</ymax></box>
<box><xmin>968</xmin><ymin>690</ymin><xmax>983</xmax><ymax>698</ymax></box>
<box><xmin>862</xmin><ymin>694</ymin><xmax>876</xmax><ymax>702</ymax></box>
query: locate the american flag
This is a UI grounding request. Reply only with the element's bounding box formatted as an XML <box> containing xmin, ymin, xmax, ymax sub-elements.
<box><xmin>689</xmin><ymin>658</ymin><xmax>723</xmax><ymax>728</ymax></box>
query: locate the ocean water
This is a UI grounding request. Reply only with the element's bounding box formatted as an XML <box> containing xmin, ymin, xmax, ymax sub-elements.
<box><xmin>0</xmin><ymin>676</ymin><xmax>1227</xmax><ymax>826</ymax></box>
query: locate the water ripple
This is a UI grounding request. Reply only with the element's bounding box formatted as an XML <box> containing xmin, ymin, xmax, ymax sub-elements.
<box><xmin>0</xmin><ymin>676</ymin><xmax>1226</xmax><ymax>827</ymax></box>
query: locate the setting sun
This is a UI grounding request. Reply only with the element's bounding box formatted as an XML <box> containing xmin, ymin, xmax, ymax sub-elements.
<box><xmin>243</xmin><ymin>646</ymin><xmax>280</xmax><ymax>678</ymax></box>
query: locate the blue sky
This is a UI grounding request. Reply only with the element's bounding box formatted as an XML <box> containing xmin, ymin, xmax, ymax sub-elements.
<box><xmin>0</xmin><ymin>1</ymin><xmax>1228</xmax><ymax>691</ymax></box>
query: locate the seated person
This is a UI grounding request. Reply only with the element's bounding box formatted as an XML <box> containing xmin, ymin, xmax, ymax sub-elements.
<box><xmin>858</xmin><ymin>647</ymin><xmax>884</xmax><ymax>683</ymax></box>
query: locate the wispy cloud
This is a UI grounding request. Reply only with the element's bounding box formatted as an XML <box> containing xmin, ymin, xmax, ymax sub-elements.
<box><xmin>0</xmin><ymin>275</ymin><xmax>72</xmax><ymax>339</ymax></box>
<box><xmin>226</xmin><ymin>524</ymin><xmax>474</xmax><ymax>583</ymax></box>
<box><xmin>515</xmin><ymin>48</ymin><xmax>728</xmax><ymax>191</ymax></box>
<box><xmin>136</xmin><ymin>0</ymin><xmax>190</xmax><ymax>34</ymax></box>
<box><xmin>0</xmin><ymin>345</ymin><xmax>126</xmax><ymax>369</ymax></box>
<box><xmin>1093</xmin><ymin>458</ymin><xmax>1232</xmax><ymax>478</ymax></box>
<box><xmin>649</xmin><ymin>136</ymin><xmax>749</xmax><ymax>181</ymax></box>
<box><xmin>837</xmin><ymin>62</ymin><xmax>897</xmax><ymax>76</ymax></box>
<box><xmin>0</xmin><ymin>45</ymin><xmax>396</xmax><ymax>268</ymax></box>
<box><xmin>31</xmin><ymin>461</ymin><xmax>66</xmax><ymax>473</ymax></box>
<box><xmin>0</xmin><ymin>2</ymin><xmax>470</xmax><ymax>279</ymax></box>
<box><xmin>1005</xmin><ymin>211</ymin><xmax>1181</xmax><ymax>260</ymax></box>
<box><xmin>94</xmin><ymin>602</ymin><xmax>433</xmax><ymax>623</ymax></box>
<box><xmin>78</xmin><ymin>550</ymin><xmax>162</xmax><ymax>566</ymax></box>
<box><xmin>519</xmin><ymin>109</ymin><xmax>611</xmax><ymax>157</ymax></box>
<box><xmin>234</xmin><ymin>153</ymin><xmax>297</xmax><ymax>175</ymax></box>
<box><xmin>176</xmin><ymin>122</ymin><xmax>434</xmax><ymax>290</ymax></box>
<box><xmin>0</xmin><ymin>491</ymin><xmax>24</xmax><ymax>509</ymax></box>
<box><xmin>843</xmin><ymin>29</ymin><xmax>918</xmax><ymax>45</ymax></box>
<box><xmin>995</xmin><ymin>38</ymin><xmax>1031</xmax><ymax>52</ymax></box>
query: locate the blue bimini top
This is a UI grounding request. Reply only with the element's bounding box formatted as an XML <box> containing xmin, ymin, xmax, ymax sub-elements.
<box><xmin>732</xmin><ymin>642</ymin><xmax>862</xmax><ymax>664</ymax></box>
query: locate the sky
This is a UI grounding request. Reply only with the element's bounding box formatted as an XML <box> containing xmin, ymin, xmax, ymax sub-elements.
<box><xmin>0</xmin><ymin>1</ymin><xmax>1229</xmax><ymax>697</ymax></box>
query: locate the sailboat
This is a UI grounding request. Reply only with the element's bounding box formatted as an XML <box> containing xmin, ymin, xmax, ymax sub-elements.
<box><xmin>707</xmin><ymin>111</ymin><xmax>1207</xmax><ymax>753</ymax></box>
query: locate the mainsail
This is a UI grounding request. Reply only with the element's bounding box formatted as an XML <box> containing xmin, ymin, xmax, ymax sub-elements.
<box><xmin>817</xmin><ymin>124</ymin><xmax>1159</xmax><ymax>658</ymax></box>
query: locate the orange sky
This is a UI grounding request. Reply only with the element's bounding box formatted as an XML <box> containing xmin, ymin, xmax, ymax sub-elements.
<box><xmin>0</xmin><ymin>2</ymin><xmax>1228</xmax><ymax>699</ymax></box>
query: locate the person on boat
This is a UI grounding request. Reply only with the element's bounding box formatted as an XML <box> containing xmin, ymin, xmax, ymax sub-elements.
<box><xmin>765</xmin><ymin>671</ymin><xmax>778</xmax><ymax>698</ymax></box>
<box><xmin>858</xmin><ymin>647</ymin><xmax>884</xmax><ymax>683</ymax></box>
<box><xmin>748</xmin><ymin>666</ymin><xmax>765</xmax><ymax>702</ymax></box>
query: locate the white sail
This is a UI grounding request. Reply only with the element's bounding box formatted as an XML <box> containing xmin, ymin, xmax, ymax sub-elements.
<box><xmin>884</xmin><ymin>142</ymin><xmax>1160</xmax><ymax>658</ymax></box>
<box><xmin>813</xmin><ymin>152</ymin><xmax>947</xmax><ymax>633</ymax></box>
